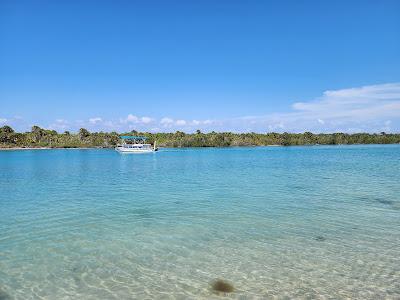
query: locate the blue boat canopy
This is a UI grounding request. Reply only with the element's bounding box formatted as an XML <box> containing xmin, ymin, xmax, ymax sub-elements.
<box><xmin>120</xmin><ymin>136</ymin><xmax>147</xmax><ymax>140</ymax></box>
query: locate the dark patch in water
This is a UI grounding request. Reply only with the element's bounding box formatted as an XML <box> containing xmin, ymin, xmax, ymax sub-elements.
<box><xmin>376</xmin><ymin>198</ymin><xmax>394</xmax><ymax>205</ymax></box>
<box><xmin>71</xmin><ymin>266</ymin><xmax>82</xmax><ymax>284</ymax></box>
<box><xmin>315</xmin><ymin>236</ymin><xmax>326</xmax><ymax>242</ymax></box>
<box><xmin>71</xmin><ymin>264</ymin><xmax>91</xmax><ymax>284</ymax></box>
<box><xmin>0</xmin><ymin>289</ymin><xmax>11</xmax><ymax>300</ymax></box>
<box><xmin>211</xmin><ymin>279</ymin><xmax>234</xmax><ymax>293</ymax></box>
<box><xmin>174</xmin><ymin>201</ymin><xmax>182</xmax><ymax>205</ymax></box>
<box><xmin>287</xmin><ymin>184</ymin><xmax>307</xmax><ymax>191</ymax></box>
<box><xmin>391</xmin><ymin>204</ymin><xmax>400</xmax><ymax>210</ymax></box>
<box><xmin>128</xmin><ymin>208</ymin><xmax>152</xmax><ymax>219</ymax></box>
<box><xmin>357</xmin><ymin>195</ymin><xmax>394</xmax><ymax>206</ymax></box>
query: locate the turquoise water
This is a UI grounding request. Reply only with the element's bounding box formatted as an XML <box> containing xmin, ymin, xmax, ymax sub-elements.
<box><xmin>0</xmin><ymin>145</ymin><xmax>399</xmax><ymax>299</ymax></box>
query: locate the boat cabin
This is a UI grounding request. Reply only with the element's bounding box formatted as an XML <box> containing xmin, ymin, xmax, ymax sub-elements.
<box><xmin>115</xmin><ymin>136</ymin><xmax>157</xmax><ymax>152</ymax></box>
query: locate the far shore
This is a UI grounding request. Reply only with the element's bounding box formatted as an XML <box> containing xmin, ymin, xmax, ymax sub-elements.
<box><xmin>1</xmin><ymin>144</ymin><xmax>399</xmax><ymax>151</ymax></box>
<box><xmin>0</xmin><ymin>147</ymin><xmax>102</xmax><ymax>151</ymax></box>
<box><xmin>1</xmin><ymin>145</ymin><xmax>282</xmax><ymax>151</ymax></box>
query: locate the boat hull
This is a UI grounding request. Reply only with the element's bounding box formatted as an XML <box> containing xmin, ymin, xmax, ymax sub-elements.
<box><xmin>115</xmin><ymin>147</ymin><xmax>156</xmax><ymax>153</ymax></box>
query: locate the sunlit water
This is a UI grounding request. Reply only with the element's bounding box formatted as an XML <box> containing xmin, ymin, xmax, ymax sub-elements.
<box><xmin>1</xmin><ymin>145</ymin><xmax>399</xmax><ymax>299</ymax></box>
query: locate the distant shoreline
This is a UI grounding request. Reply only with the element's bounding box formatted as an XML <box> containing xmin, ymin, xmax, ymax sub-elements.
<box><xmin>0</xmin><ymin>147</ymin><xmax>101</xmax><ymax>151</ymax></box>
<box><xmin>2</xmin><ymin>126</ymin><xmax>400</xmax><ymax>148</ymax></box>
<box><xmin>1</xmin><ymin>144</ymin><xmax>399</xmax><ymax>151</ymax></box>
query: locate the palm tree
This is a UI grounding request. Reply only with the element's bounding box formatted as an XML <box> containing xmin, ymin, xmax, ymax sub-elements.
<box><xmin>79</xmin><ymin>128</ymin><xmax>90</xmax><ymax>141</ymax></box>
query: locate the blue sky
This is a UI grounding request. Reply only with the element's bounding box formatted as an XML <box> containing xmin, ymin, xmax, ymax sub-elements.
<box><xmin>1</xmin><ymin>0</ymin><xmax>400</xmax><ymax>133</ymax></box>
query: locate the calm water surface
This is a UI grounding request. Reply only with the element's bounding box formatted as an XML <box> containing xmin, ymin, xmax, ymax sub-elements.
<box><xmin>0</xmin><ymin>146</ymin><xmax>399</xmax><ymax>299</ymax></box>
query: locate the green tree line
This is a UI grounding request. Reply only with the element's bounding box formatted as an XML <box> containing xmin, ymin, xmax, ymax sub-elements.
<box><xmin>1</xmin><ymin>125</ymin><xmax>400</xmax><ymax>148</ymax></box>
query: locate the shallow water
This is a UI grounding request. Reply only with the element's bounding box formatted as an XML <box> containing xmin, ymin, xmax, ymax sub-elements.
<box><xmin>0</xmin><ymin>145</ymin><xmax>399</xmax><ymax>299</ymax></box>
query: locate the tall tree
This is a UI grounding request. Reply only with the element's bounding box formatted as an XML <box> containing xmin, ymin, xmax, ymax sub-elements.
<box><xmin>0</xmin><ymin>125</ymin><xmax>14</xmax><ymax>134</ymax></box>
<box><xmin>79</xmin><ymin>128</ymin><xmax>90</xmax><ymax>141</ymax></box>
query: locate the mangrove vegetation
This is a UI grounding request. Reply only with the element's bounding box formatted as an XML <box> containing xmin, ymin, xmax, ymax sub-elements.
<box><xmin>1</xmin><ymin>125</ymin><xmax>400</xmax><ymax>149</ymax></box>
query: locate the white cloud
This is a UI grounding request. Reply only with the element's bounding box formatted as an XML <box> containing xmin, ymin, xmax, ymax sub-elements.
<box><xmin>122</xmin><ymin>114</ymin><xmax>139</xmax><ymax>123</ymax></box>
<box><xmin>89</xmin><ymin>117</ymin><xmax>102</xmax><ymax>124</ymax></box>
<box><xmin>161</xmin><ymin>117</ymin><xmax>174</xmax><ymax>125</ymax></box>
<box><xmin>291</xmin><ymin>83</ymin><xmax>400</xmax><ymax>120</ymax></box>
<box><xmin>0</xmin><ymin>118</ymin><xmax>7</xmax><ymax>124</ymax></box>
<box><xmin>24</xmin><ymin>82</ymin><xmax>400</xmax><ymax>133</ymax></box>
<box><xmin>175</xmin><ymin>119</ymin><xmax>187</xmax><ymax>126</ymax></box>
<box><xmin>140</xmin><ymin>116</ymin><xmax>153</xmax><ymax>124</ymax></box>
<box><xmin>158</xmin><ymin>118</ymin><xmax>218</xmax><ymax>130</ymax></box>
<box><xmin>120</xmin><ymin>114</ymin><xmax>153</xmax><ymax>125</ymax></box>
<box><xmin>234</xmin><ymin>82</ymin><xmax>400</xmax><ymax>133</ymax></box>
<box><xmin>48</xmin><ymin>119</ymin><xmax>70</xmax><ymax>131</ymax></box>
<box><xmin>159</xmin><ymin>118</ymin><xmax>215</xmax><ymax>129</ymax></box>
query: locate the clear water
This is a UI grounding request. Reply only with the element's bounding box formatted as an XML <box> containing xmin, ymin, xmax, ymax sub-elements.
<box><xmin>0</xmin><ymin>145</ymin><xmax>399</xmax><ymax>299</ymax></box>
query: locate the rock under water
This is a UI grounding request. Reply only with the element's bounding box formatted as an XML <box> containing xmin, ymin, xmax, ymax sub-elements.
<box><xmin>211</xmin><ymin>279</ymin><xmax>234</xmax><ymax>293</ymax></box>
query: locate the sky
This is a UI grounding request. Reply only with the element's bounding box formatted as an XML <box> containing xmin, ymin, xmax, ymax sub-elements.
<box><xmin>1</xmin><ymin>0</ymin><xmax>400</xmax><ymax>133</ymax></box>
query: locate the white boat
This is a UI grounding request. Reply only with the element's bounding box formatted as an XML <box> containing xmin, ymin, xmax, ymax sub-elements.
<box><xmin>115</xmin><ymin>136</ymin><xmax>158</xmax><ymax>153</ymax></box>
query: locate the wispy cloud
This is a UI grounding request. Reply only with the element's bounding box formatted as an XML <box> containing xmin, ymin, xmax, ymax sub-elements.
<box><xmin>158</xmin><ymin>118</ymin><xmax>216</xmax><ymax>130</ymax></box>
<box><xmin>126</xmin><ymin>82</ymin><xmax>399</xmax><ymax>133</ymax></box>
<box><xmin>89</xmin><ymin>117</ymin><xmax>102</xmax><ymax>124</ymax></box>
<box><xmin>160</xmin><ymin>117</ymin><xmax>174</xmax><ymax>126</ymax></box>
<box><xmin>291</xmin><ymin>83</ymin><xmax>400</xmax><ymax>120</ymax></box>
<box><xmin>140</xmin><ymin>116</ymin><xmax>153</xmax><ymax>124</ymax></box>
<box><xmin>47</xmin><ymin>119</ymin><xmax>70</xmax><ymax>131</ymax></box>
<box><xmin>119</xmin><ymin>114</ymin><xmax>154</xmax><ymax>125</ymax></box>
<box><xmin>0</xmin><ymin>116</ymin><xmax>31</xmax><ymax>132</ymax></box>
<box><xmin>120</xmin><ymin>114</ymin><xmax>139</xmax><ymax>124</ymax></box>
<box><xmin>175</xmin><ymin>119</ymin><xmax>186</xmax><ymax>126</ymax></box>
<box><xmin>3</xmin><ymin>83</ymin><xmax>399</xmax><ymax>133</ymax></box>
<box><xmin>232</xmin><ymin>82</ymin><xmax>400</xmax><ymax>133</ymax></box>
